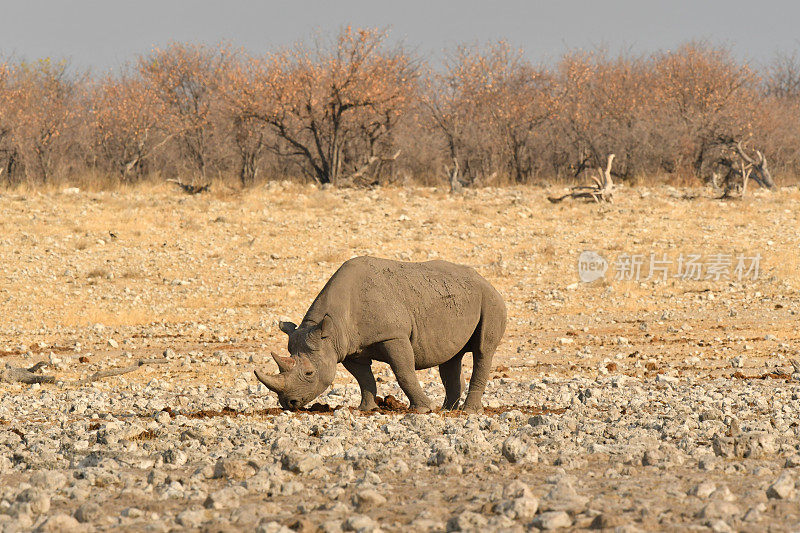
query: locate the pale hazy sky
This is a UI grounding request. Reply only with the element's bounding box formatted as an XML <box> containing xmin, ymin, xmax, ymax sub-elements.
<box><xmin>1</xmin><ymin>1</ymin><xmax>798</xmax><ymax>72</ymax></box>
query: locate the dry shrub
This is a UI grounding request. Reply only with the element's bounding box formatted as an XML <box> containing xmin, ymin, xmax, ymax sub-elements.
<box><xmin>0</xmin><ymin>33</ymin><xmax>799</xmax><ymax>188</ymax></box>
<box><xmin>313</xmin><ymin>248</ymin><xmax>347</xmax><ymax>265</ymax></box>
<box><xmin>86</xmin><ymin>267</ymin><xmax>110</xmax><ymax>279</ymax></box>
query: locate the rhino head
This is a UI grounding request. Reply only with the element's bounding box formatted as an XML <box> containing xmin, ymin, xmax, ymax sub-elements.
<box><xmin>254</xmin><ymin>315</ymin><xmax>338</xmax><ymax>410</ymax></box>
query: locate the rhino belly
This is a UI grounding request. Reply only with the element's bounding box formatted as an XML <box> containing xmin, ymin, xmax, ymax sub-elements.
<box><xmin>408</xmin><ymin>303</ymin><xmax>481</xmax><ymax>369</ymax></box>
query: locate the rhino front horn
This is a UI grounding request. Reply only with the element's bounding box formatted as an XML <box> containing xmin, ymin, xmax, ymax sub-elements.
<box><xmin>271</xmin><ymin>351</ymin><xmax>296</xmax><ymax>372</ymax></box>
<box><xmin>254</xmin><ymin>369</ymin><xmax>287</xmax><ymax>392</ymax></box>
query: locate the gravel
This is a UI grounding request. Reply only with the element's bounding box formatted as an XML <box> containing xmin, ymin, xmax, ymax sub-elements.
<box><xmin>0</xmin><ymin>375</ymin><xmax>797</xmax><ymax>530</ymax></box>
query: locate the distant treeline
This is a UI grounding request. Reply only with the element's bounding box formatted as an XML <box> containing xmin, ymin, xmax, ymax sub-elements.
<box><xmin>1</xmin><ymin>27</ymin><xmax>799</xmax><ymax>187</ymax></box>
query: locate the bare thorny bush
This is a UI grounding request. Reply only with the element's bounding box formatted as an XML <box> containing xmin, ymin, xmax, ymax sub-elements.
<box><xmin>1</xmin><ymin>31</ymin><xmax>800</xmax><ymax>189</ymax></box>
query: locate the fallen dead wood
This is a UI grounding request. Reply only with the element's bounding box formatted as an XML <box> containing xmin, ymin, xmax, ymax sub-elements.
<box><xmin>711</xmin><ymin>139</ymin><xmax>775</xmax><ymax>198</ymax></box>
<box><xmin>341</xmin><ymin>150</ymin><xmax>402</xmax><ymax>187</ymax></box>
<box><xmin>26</xmin><ymin>361</ymin><xmax>48</xmax><ymax>374</ymax></box>
<box><xmin>1</xmin><ymin>363</ymin><xmax>55</xmax><ymax>384</ymax></box>
<box><xmin>548</xmin><ymin>154</ymin><xmax>615</xmax><ymax>203</ymax></box>
<box><xmin>75</xmin><ymin>358</ymin><xmax>168</xmax><ymax>384</ymax></box>
<box><xmin>1</xmin><ymin>358</ymin><xmax>168</xmax><ymax>386</ymax></box>
<box><xmin>731</xmin><ymin>359</ymin><xmax>800</xmax><ymax>381</ymax></box>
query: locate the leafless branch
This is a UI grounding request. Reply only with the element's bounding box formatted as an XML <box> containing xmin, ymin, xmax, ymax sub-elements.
<box><xmin>711</xmin><ymin>139</ymin><xmax>774</xmax><ymax>198</ymax></box>
<box><xmin>75</xmin><ymin>358</ymin><xmax>168</xmax><ymax>385</ymax></box>
<box><xmin>548</xmin><ymin>154</ymin><xmax>615</xmax><ymax>204</ymax></box>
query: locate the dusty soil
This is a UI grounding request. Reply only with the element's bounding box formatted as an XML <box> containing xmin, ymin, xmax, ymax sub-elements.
<box><xmin>0</xmin><ymin>182</ymin><xmax>799</xmax><ymax>531</ymax></box>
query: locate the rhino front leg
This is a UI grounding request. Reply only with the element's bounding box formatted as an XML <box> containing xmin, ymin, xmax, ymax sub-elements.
<box><xmin>343</xmin><ymin>359</ymin><xmax>378</xmax><ymax>411</ymax></box>
<box><xmin>439</xmin><ymin>354</ymin><xmax>465</xmax><ymax>410</ymax></box>
<box><xmin>380</xmin><ymin>338</ymin><xmax>433</xmax><ymax>413</ymax></box>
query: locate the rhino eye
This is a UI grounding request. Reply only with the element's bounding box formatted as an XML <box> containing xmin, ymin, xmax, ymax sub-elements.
<box><xmin>305</xmin><ymin>370</ymin><xmax>314</xmax><ymax>377</ymax></box>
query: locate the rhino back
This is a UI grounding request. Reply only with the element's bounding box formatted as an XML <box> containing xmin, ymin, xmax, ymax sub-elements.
<box><xmin>303</xmin><ymin>257</ymin><xmax>496</xmax><ymax>366</ymax></box>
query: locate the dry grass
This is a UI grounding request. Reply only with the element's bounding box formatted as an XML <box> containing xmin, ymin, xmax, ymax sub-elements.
<box><xmin>86</xmin><ymin>267</ymin><xmax>110</xmax><ymax>279</ymax></box>
<box><xmin>312</xmin><ymin>248</ymin><xmax>349</xmax><ymax>265</ymax></box>
<box><xmin>74</xmin><ymin>237</ymin><xmax>92</xmax><ymax>251</ymax></box>
<box><xmin>0</xmin><ymin>182</ymin><xmax>797</xmax><ymax>387</ymax></box>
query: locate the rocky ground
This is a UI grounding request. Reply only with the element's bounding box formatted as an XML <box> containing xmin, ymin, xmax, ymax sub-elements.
<box><xmin>0</xmin><ymin>182</ymin><xmax>799</xmax><ymax>531</ymax></box>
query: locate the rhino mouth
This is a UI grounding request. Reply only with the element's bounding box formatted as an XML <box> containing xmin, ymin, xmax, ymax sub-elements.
<box><xmin>279</xmin><ymin>397</ymin><xmax>308</xmax><ymax>410</ymax></box>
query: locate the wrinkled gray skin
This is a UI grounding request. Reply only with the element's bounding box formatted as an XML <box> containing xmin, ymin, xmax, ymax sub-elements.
<box><xmin>255</xmin><ymin>256</ymin><xmax>507</xmax><ymax>413</ymax></box>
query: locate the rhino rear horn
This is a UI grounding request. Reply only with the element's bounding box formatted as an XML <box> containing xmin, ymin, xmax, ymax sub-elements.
<box><xmin>254</xmin><ymin>369</ymin><xmax>287</xmax><ymax>392</ymax></box>
<box><xmin>271</xmin><ymin>351</ymin><xmax>296</xmax><ymax>372</ymax></box>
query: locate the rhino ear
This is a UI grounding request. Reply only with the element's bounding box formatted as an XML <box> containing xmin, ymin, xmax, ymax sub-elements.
<box><xmin>319</xmin><ymin>315</ymin><xmax>334</xmax><ymax>339</ymax></box>
<box><xmin>279</xmin><ymin>321</ymin><xmax>298</xmax><ymax>335</ymax></box>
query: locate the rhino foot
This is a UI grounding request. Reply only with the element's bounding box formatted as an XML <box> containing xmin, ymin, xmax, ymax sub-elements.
<box><xmin>358</xmin><ymin>399</ymin><xmax>379</xmax><ymax>411</ymax></box>
<box><xmin>410</xmin><ymin>404</ymin><xmax>432</xmax><ymax>414</ymax></box>
<box><xmin>462</xmin><ymin>403</ymin><xmax>484</xmax><ymax>415</ymax></box>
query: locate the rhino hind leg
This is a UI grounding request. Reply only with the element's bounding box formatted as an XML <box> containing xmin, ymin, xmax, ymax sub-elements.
<box><xmin>462</xmin><ymin>291</ymin><xmax>507</xmax><ymax>414</ymax></box>
<box><xmin>462</xmin><ymin>346</ymin><xmax>494</xmax><ymax>414</ymax></box>
<box><xmin>343</xmin><ymin>359</ymin><xmax>379</xmax><ymax>411</ymax></box>
<box><xmin>380</xmin><ymin>338</ymin><xmax>433</xmax><ymax>413</ymax></box>
<box><xmin>439</xmin><ymin>353</ymin><xmax>465</xmax><ymax>410</ymax></box>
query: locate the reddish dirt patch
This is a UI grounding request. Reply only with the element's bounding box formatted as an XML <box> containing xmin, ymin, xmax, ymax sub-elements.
<box><xmin>130</xmin><ymin>429</ymin><xmax>158</xmax><ymax>441</ymax></box>
<box><xmin>481</xmin><ymin>406</ymin><xmax>566</xmax><ymax>417</ymax></box>
<box><xmin>306</xmin><ymin>402</ymin><xmax>336</xmax><ymax>413</ymax></box>
<box><xmin>376</xmin><ymin>394</ymin><xmax>407</xmax><ymax>411</ymax></box>
<box><xmin>732</xmin><ymin>370</ymin><xmax>793</xmax><ymax>381</ymax></box>
<box><xmin>0</xmin><ymin>345</ymin><xmax>74</xmax><ymax>357</ymax></box>
<box><xmin>169</xmin><ymin>399</ymin><xmax>565</xmax><ymax>420</ymax></box>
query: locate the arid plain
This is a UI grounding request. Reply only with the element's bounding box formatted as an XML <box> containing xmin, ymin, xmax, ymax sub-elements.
<box><xmin>0</xmin><ymin>182</ymin><xmax>799</xmax><ymax>532</ymax></box>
